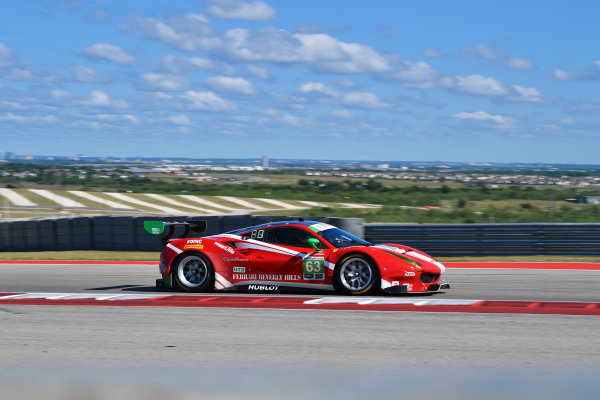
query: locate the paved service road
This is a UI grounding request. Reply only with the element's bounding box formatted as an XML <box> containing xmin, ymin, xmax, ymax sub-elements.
<box><xmin>0</xmin><ymin>262</ymin><xmax>599</xmax><ymax>399</ymax></box>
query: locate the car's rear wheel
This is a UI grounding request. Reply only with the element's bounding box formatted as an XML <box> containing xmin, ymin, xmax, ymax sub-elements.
<box><xmin>173</xmin><ymin>253</ymin><xmax>214</xmax><ymax>292</ymax></box>
<box><xmin>333</xmin><ymin>255</ymin><xmax>379</xmax><ymax>295</ymax></box>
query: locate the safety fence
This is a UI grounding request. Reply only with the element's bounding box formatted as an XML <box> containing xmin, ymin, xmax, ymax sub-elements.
<box><xmin>0</xmin><ymin>215</ymin><xmax>362</xmax><ymax>252</ymax></box>
<box><xmin>364</xmin><ymin>223</ymin><xmax>600</xmax><ymax>256</ymax></box>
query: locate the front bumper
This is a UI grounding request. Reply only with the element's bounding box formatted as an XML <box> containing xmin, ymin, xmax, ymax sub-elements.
<box><xmin>381</xmin><ymin>281</ymin><xmax>450</xmax><ymax>294</ymax></box>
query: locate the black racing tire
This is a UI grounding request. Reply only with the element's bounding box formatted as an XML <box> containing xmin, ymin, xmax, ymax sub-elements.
<box><xmin>172</xmin><ymin>253</ymin><xmax>214</xmax><ymax>292</ymax></box>
<box><xmin>333</xmin><ymin>255</ymin><xmax>380</xmax><ymax>295</ymax></box>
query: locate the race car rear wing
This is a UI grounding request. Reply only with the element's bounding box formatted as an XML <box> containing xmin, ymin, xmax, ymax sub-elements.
<box><xmin>144</xmin><ymin>220</ymin><xmax>207</xmax><ymax>245</ymax></box>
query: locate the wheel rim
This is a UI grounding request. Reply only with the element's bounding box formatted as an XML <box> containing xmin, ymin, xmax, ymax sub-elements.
<box><xmin>339</xmin><ymin>258</ymin><xmax>373</xmax><ymax>292</ymax></box>
<box><xmin>177</xmin><ymin>255</ymin><xmax>208</xmax><ymax>288</ymax></box>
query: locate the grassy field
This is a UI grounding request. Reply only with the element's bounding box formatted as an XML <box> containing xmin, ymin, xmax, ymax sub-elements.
<box><xmin>0</xmin><ymin>251</ymin><xmax>598</xmax><ymax>263</ymax></box>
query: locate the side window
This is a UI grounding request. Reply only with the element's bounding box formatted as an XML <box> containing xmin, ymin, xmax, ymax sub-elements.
<box><xmin>264</xmin><ymin>227</ymin><xmax>321</xmax><ymax>249</ymax></box>
<box><xmin>244</xmin><ymin>229</ymin><xmax>266</xmax><ymax>241</ymax></box>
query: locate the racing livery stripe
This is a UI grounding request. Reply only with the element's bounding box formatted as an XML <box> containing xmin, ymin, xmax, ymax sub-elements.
<box><xmin>1</xmin><ymin>293</ymin><xmax>599</xmax><ymax>315</ymax></box>
<box><xmin>166</xmin><ymin>243</ymin><xmax>182</xmax><ymax>254</ymax></box>
<box><xmin>215</xmin><ymin>272</ymin><xmax>233</xmax><ymax>288</ymax></box>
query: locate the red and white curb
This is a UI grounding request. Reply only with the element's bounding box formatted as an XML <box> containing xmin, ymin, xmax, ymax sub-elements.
<box><xmin>0</xmin><ymin>293</ymin><xmax>599</xmax><ymax>315</ymax></box>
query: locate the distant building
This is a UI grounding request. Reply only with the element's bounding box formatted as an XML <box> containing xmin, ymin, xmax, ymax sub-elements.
<box><xmin>576</xmin><ymin>196</ymin><xmax>600</xmax><ymax>204</ymax></box>
<box><xmin>262</xmin><ymin>155</ymin><xmax>269</xmax><ymax>168</ymax></box>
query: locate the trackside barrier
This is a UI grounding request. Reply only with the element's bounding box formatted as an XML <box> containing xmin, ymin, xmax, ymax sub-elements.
<box><xmin>0</xmin><ymin>216</ymin><xmax>364</xmax><ymax>252</ymax></box>
<box><xmin>2</xmin><ymin>218</ymin><xmax>599</xmax><ymax>255</ymax></box>
<box><xmin>365</xmin><ymin>223</ymin><xmax>600</xmax><ymax>256</ymax></box>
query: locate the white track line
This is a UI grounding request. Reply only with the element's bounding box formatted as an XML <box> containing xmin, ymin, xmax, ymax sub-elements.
<box><xmin>338</xmin><ymin>203</ymin><xmax>380</xmax><ymax>209</ymax></box>
<box><xmin>105</xmin><ymin>193</ymin><xmax>184</xmax><ymax>215</ymax></box>
<box><xmin>69</xmin><ymin>191</ymin><xmax>133</xmax><ymax>209</ymax></box>
<box><xmin>254</xmin><ymin>198</ymin><xmax>305</xmax><ymax>209</ymax></box>
<box><xmin>216</xmin><ymin>196</ymin><xmax>267</xmax><ymax>210</ymax></box>
<box><xmin>28</xmin><ymin>189</ymin><xmax>85</xmax><ymax>208</ymax></box>
<box><xmin>0</xmin><ymin>188</ymin><xmax>37</xmax><ymax>206</ymax></box>
<box><xmin>178</xmin><ymin>195</ymin><xmax>236</xmax><ymax>211</ymax></box>
<box><xmin>299</xmin><ymin>200</ymin><xmax>327</xmax><ymax>208</ymax></box>
<box><xmin>144</xmin><ymin>194</ymin><xmax>222</xmax><ymax>214</ymax></box>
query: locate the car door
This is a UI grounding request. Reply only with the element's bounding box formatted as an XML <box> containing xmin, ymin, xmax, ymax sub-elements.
<box><xmin>237</xmin><ymin>227</ymin><xmax>328</xmax><ymax>282</ymax></box>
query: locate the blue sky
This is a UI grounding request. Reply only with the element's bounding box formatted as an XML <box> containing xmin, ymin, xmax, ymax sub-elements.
<box><xmin>1</xmin><ymin>0</ymin><xmax>599</xmax><ymax>163</ymax></box>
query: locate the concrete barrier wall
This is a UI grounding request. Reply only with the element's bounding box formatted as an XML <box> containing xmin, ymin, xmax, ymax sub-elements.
<box><xmin>365</xmin><ymin>223</ymin><xmax>600</xmax><ymax>256</ymax></box>
<box><xmin>0</xmin><ymin>215</ymin><xmax>365</xmax><ymax>252</ymax></box>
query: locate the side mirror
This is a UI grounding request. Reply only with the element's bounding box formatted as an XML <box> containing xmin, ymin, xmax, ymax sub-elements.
<box><xmin>307</xmin><ymin>238</ymin><xmax>321</xmax><ymax>251</ymax></box>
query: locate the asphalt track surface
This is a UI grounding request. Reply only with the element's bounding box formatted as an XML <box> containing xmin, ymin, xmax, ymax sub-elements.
<box><xmin>1</xmin><ymin>262</ymin><xmax>599</xmax><ymax>399</ymax></box>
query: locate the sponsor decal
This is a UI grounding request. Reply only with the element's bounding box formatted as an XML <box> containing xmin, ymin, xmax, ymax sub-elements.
<box><xmin>308</xmin><ymin>223</ymin><xmax>335</xmax><ymax>233</ymax></box>
<box><xmin>214</xmin><ymin>242</ymin><xmax>235</xmax><ymax>254</ymax></box>
<box><xmin>184</xmin><ymin>244</ymin><xmax>203</xmax><ymax>250</ymax></box>
<box><xmin>304</xmin><ymin>273</ymin><xmax>325</xmax><ymax>280</ymax></box>
<box><xmin>303</xmin><ymin>259</ymin><xmax>324</xmax><ymax>273</ymax></box>
<box><xmin>186</xmin><ymin>239</ymin><xmax>203</xmax><ymax>244</ymax></box>
<box><xmin>248</xmin><ymin>285</ymin><xmax>278</xmax><ymax>291</ymax></box>
<box><xmin>404</xmin><ymin>271</ymin><xmax>416</xmax><ymax>277</ymax></box>
<box><xmin>233</xmin><ymin>266</ymin><xmax>245</xmax><ymax>273</ymax></box>
<box><xmin>303</xmin><ymin>258</ymin><xmax>325</xmax><ymax>280</ymax></box>
<box><xmin>223</xmin><ymin>257</ymin><xmax>249</xmax><ymax>263</ymax></box>
<box><xmin>233</xmin><ymin>273</ymin><xmax>293</xmax><ymax>281</ymax></box>
<box><xmin>233</xmin><ymin>273</ymin><xmax>258</xmax><ymax>280</ymax></box>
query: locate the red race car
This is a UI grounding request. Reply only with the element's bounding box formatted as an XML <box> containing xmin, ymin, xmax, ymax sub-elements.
<box><xmin>145</xmin><ymin>220</ymin><xmax>449</xmax><ymax>295</ymax></box>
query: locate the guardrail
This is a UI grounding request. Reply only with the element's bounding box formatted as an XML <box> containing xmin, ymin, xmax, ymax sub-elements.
<box><xmin>2</xmin><ymin>217</ymin><xmax>599</xmax><ymax>256</ymax></box>
<box><xmin>365</xmin><ymin>223</ymin><xmax>600</xmax><ymax>256</ymax></box>
<box><xmin>0</xmin><ymin>215</ymin><xmax>363</xmax><ymax>252</ymax></box>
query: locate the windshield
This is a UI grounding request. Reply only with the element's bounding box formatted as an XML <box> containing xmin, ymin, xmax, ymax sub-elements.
<box><xmin>319</xmin><ymin>227</ymin><xmax>371</xmax><ymax>248</ymax></box>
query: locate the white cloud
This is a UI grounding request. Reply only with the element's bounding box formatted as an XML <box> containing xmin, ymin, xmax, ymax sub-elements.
<box><xmin>246</xmin><ymin>64</ymin><xmax>269</xmax><ymax>79</ymax></box>
<box><xmin>453</xmin><ymin>111</ymin><xmax>510</xmax><ymax>125</ymax></box>
<box><xmin>83</xmin><ymin>90</ymin><xmax>129</xmax><ymax>108</ymax></box>
<box><xmin>424</xmin><ymin>48</ymin><xmax>443</xmax><ymax>58</ymax></box>
<box><xmin>168</xmin><ymin>115</ymin><xmax>193</xmax><ymax>125</ymax></box>
<box><xmin>84</xmin><ymin>43</ymin><xmax>136</xmax><ymax>66</ymax></box>
<box><xmin>553</xmin><ymin>67</ymin><xmax>571</xmax><ymax>81</ymax></box>
<box><xmin>342</xmin><ymin>92</ymin><xmax>390</xmax><ymax>109</ymax></box>
<box><xmin>221</xmin><ymin>28</ymin><xmax>392</xmax><ymax>74</ymax></box>
<box><xmin>511</xmin><ymin>85</ymin><xmax>543</xmax><ymax>102</ymax></box>
<box><xmin>96</xmin><ymin>114</ymin><xmax>139</xmax><ymax>124</ymax></box>
<box><xmin>120</xmin><ymin>13</ymin><xmax>220</xmax><ymax>52</ymax></box>
<box><xmin>385</xmin><ymin>61</ymin><xmax>440</xmax><ymax>82</ymax></box>
<box><xmin>157</xmin><ymin>55</ymin><xmax>218</xmax><ymax>73</ymax></box>
<box><xmin>336</xmin><ymin>79</ymin><xmax>359</xmax><ymax>89</ymax></box>
<box><xmin>328</xmin><ymin>109</ymin><xmax>353</xmax><ymax>119</ymax></box>
<box><xmin>455</xmin><ymin>74</ymin><xmax>507</xmax><ymax>96</ymax></box>
<box><xmin>140</xmin><ymin>73</ymin><xmax>191</xmax><ymax>91</ymax></box>
<box><xmin>594</xmin><ymin>60</ymin><xmax>600</xmax><ymax>70</ymax></box>
<box><xmin>0</xmin><ymin>112</ymin><xmax>58</xmax><ymax>123</ymax></box>
<box><xmin>0</xmin><ymin>43</ymin><xmax>15</xmax><ymax>67</ymax></box>
<box><xmin>459</xmin><ymin>44</ymin><xmax>502</xmax><ymax>60</ymax></box>
<box><xmin>181</xmin><ymin>90</ymin><xmax>238</xmax><ymax>111</ymax></box>
<box><xmin>299</xmin><ymin>82</ymin><xmax>338</xmax><ymax>97</ymax></box>
<box><xmin>204</xmin><ymin>76</ymin><xmax>256</xmax><ymax>95</ymax></box>
<box><xmin>206</xmin><ymin>0</ymin><xmax>276</xmax><ymax>21</ymax></box>
<box><xmin>70</xmin><ymin>65</ymin><xmax>108</xmax><ymax>83</ymax></box>
<box><xmin>299</xmin><ymin>82</ymin><xmax>390</xmax><ymax>109</ymax></box>
<box><xmin>505</xmin><ymin>58</ymin><xmax>534</xmax><ymax>70</ymax></box>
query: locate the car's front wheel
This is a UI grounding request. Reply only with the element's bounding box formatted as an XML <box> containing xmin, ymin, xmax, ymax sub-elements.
<box><xmin>333</xmin><ymin>255</ymin><xmax>379</xmax><ymax>295</ymax></box>
<box><xmin>173</xmin><ymin>253</ymin><xmax>214</xmax><ymax>292</ymax></box>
